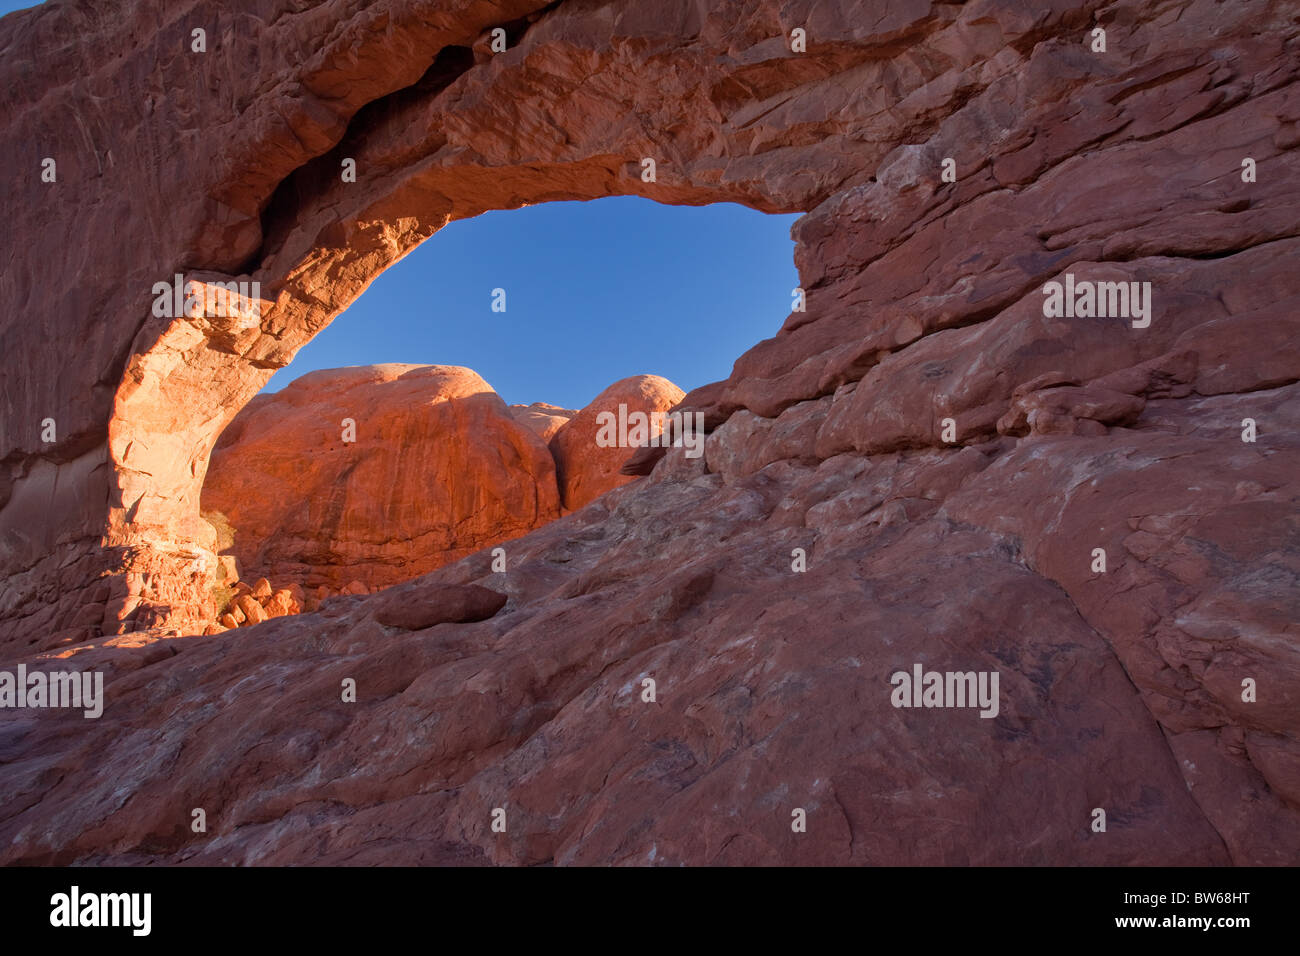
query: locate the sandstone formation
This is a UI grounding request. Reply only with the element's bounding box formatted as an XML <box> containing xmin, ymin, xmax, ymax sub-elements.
<box><xmin>550</xmin><ymin>375</ymin><xmax>685</xmax><ymax>510</ymax></box>
<box><xmin>201</xmin><ymin>367</ymin><xmax>680</xmax><ymax>603</ymax></box>
<box><xmin>202</xmin><ymin>364</ymin><xmax>562</xmax><ymax>594</ymax></box>
<box><xmin>509</xmin><ymin>403</ymin><xmax>577</xmax><ymax>442</ymax></box>
<box><xmin>0</xmin><ymin>0</ymin><xmax>1297</xmax><ymax>866</ymax></box>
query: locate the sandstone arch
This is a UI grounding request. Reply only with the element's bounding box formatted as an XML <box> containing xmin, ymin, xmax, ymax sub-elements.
<box><xmin>4</xmin><ymin>0</ymin><xmax>862</xmax><ymax>645</ymax></box>
<box><xmin>2</xmin><ymin>0</ymin><xmax>1299</xmax><ymax>864</ymax></box>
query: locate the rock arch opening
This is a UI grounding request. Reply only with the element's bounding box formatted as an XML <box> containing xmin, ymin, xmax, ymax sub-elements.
<box><xmin>195</xmin><ymin>197</ymin><xmax>800</xmax><ymax>626</ymax></box>
<box><xmin>3</xmin><ymin>0</ymin><xmax>894</xmax><ymax>653</ymax></box>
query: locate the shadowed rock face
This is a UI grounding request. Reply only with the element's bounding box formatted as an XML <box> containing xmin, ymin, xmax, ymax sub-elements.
<box><xmin>1</xmin><ymin>0</ymin><xmax>1298</xmax><ymax>865</ymax></box>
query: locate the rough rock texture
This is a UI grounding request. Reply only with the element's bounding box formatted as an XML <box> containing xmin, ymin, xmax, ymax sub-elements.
<box><xmin>550</xmin><ymin>375</ymin><xmax>685</xmax><ymax>510</ymax></box>
<box><xmin>1</xmin><ymin>0</ymin><xmax>1298</xmax><ymax>865</ymax></box>
<box><xmin>202</xmin><ymin>364</ymin><xmax>561</xmax><ymax>593</ymax></box>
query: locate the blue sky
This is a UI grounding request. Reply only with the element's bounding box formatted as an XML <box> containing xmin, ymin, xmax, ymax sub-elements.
<box><xmin>270</xmin><ymin>198</ymin><xmax>799</xmax><ymax>409</ymax></box>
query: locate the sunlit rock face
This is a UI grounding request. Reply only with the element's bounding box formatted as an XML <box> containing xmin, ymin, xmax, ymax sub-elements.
<box><xmin>550</xmin><ymin>375</ymin><xmax>685</xmax><ymax>511</ymax></box>
<box><xmin>509</xmin><ymin>403</ymin><xmax>577</xmax><ymax>443</ymax></box>
<box><xmin>0</xmin><ymin>0</ymin><xmax>1298</xmax><ymax>865</ymax></box>
<box><xmin>202</xmin><ymin>364</ymin><xmax>563</xmax><ymax>595</ymax></box>
<box><xmin>201</xmin><ymin>367</ymin><xmax>686</xmax><ymax>601</ymax></box>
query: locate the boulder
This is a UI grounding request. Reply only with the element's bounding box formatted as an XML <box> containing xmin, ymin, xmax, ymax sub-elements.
<box><xmin>233</xmin><ymin>595</ymin><xmax>267</xmax><ymax>625</ymax></box>
<box><xmin>549</xmin><ymin>375</ymin><xmax>685</xmax><ymax>510</ymax></box>
<box><xmin>203</xmin><ymin>366</ymin><xmax>562</xmax><ymax>593</ymax></box>
<box><xmin>263</xmin><ymin>589</ymin><xmax>299</xmax><ymax>619</ymax></box>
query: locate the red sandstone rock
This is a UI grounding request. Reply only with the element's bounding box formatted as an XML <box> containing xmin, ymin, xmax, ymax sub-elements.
<box><xmin>6</xmin><ymin>381</ymin><xmax>1297</xmax><ymax>865</ymax></box>
<box><xmin>549</xmin><ymin>375</ymin><xmax>685</xmax><ymax>510</ymax></box>
<box><xmin>370</xmin><ymin>583</ymin><xmax>507</xmax><ymax>630</ymax></box>
<box><xmin>202</xmin><ymin>365</ymin><xmax>562</xmax><ymax>594</ymax></box>
<box><xmin>217</xmin><ymin>556</ymin><xmax>239</xmax><ymax>584</ymax></box>
<box><xmin>0</xmin><ymin>0</ymin><xmax>1297</xmax><ymax>869</ymax></box>
<box><xmin>233</xmin><ymin>595</ymin><xmax>268</xmax><ymax>626</ymax></box>
<box><xmin>509</xmin><ymin>403</ymin><xmax>577</xmax><ymax>442</ymax></box>
<box><xmin>263</xmin><ymin>590</ymin><xmax>299</xmax><ymax>619</ymax></box>
<box><xmin>203</xmin><ymin>366</ymin><xmax>682</xmax><ymax>596</ymax></box>
<box><xmin>997</xmin><ymin>384</ymin><xmax>1146</xmax><ymax>437</ymax></box>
